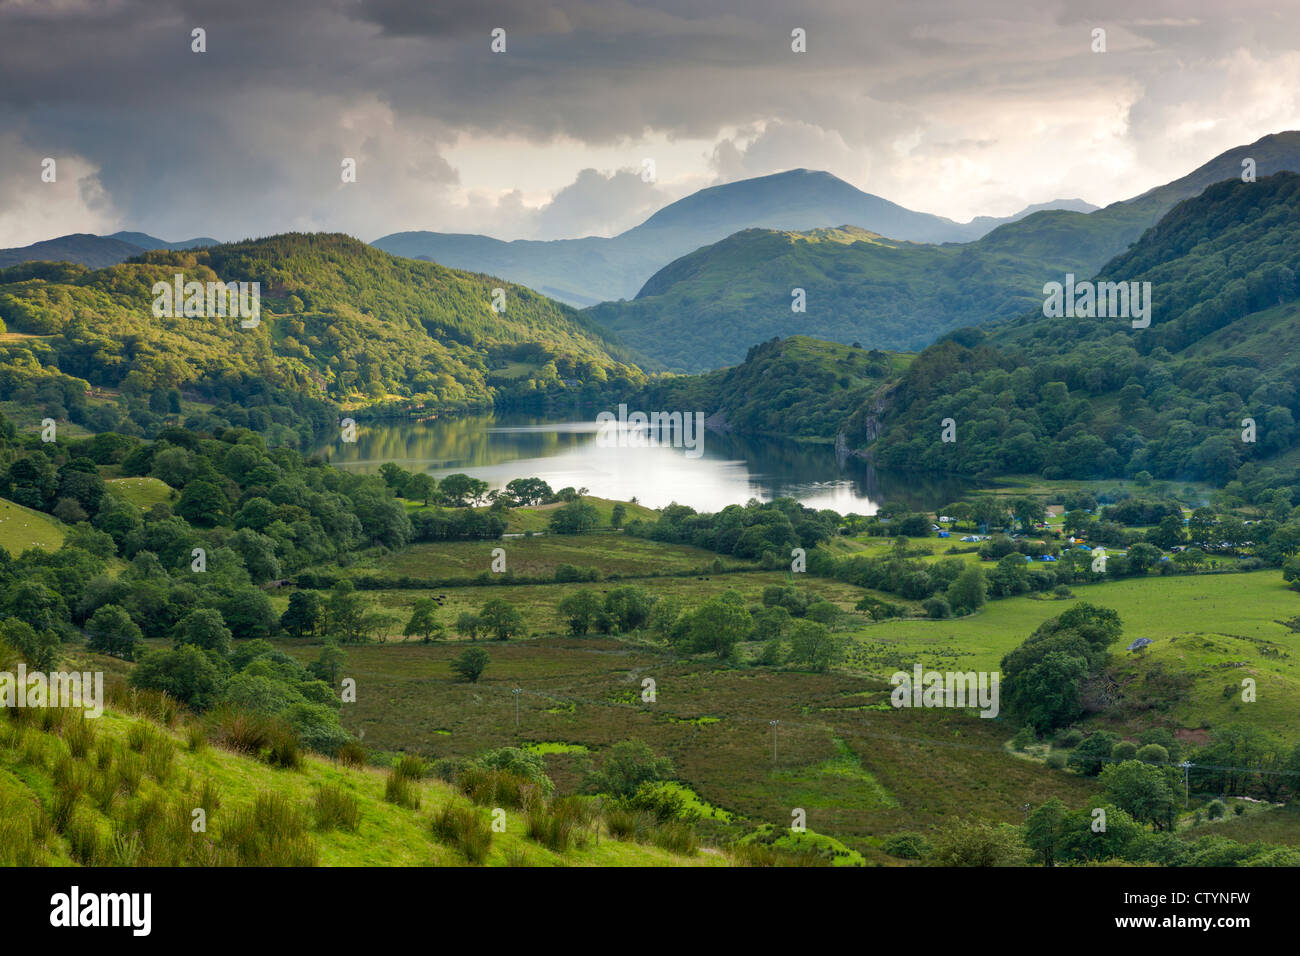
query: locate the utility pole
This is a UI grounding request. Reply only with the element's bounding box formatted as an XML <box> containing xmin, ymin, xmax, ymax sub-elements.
<box><xmin>769</xmin><ymin>719</ymin><xmax>780</xmax><ymax>763</ymax></box>
<box><xmin>512</xmin><ymin>687</ymin><xmax>522</xmax><ymax>729</ymax></box>
<box><xmin>1180</xmin><ymin>761</ymin><xmax>1191</xmax><ymax>807</ymax></box>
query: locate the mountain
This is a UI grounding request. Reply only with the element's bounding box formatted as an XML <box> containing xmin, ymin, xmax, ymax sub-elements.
<box><xmin>591</xmin><ymin>131</ymin><xmax>1300</xmax><ymax>372</ymax></box>
<box><xmin>0</xmin><ymin>234</ymin><xmax>644</xmax><ymax>445</ymax></box>
<box><xmin>371</xmin><ymin>169</ymin><xmax>1091</xmax><ymax>306</ymax></box>
<box><xmin>586</xmin><ymin>224</ymin><xmax>1072</xmax><ymax>372</ymax></box>
<box><xmin>107</xmin><ymin>231</ymin><xmax>218</xmax><ymax>251</ymax></box>
<box><xmin>0</xmin><ymin>231</ymin><xmax>218</xmax><ymax>270</ymax></box>
<box><xmin>860</xmin><ymin>171</ymin><xmax>1300</xmax><ymax>483</ymax></box>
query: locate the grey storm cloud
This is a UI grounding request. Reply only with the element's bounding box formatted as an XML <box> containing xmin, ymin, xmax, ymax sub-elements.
<box><xmin>1</xmin><ymin>0</ymin><xmax>1299</xmax><ymax>245</ymax></box>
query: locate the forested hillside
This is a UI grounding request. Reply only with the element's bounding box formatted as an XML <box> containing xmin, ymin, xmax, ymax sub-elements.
<box><xmin>0</xmin><ymin>235</ymin><xmax>644</xmax><ymax>447</ymax></box>
<box><xmin>641</xmin><ymin>335</ymin><xmax>908</xmax><ymax>441</ymax></box>
<box><xmin>586</xmin><ymin>132</ymin><xmax>1300</xmax><ymax>372</ymax></box>
<box><xmin>861</xmin><ymin>173</ymin><xmax>1300</xmax><ymax>483</ymax></box>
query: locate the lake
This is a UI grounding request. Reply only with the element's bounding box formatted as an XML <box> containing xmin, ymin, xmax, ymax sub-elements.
<box><xmin>316</xmin><ymin>413</ymin><xmax>971</xmax><ymax>514</ymax></box>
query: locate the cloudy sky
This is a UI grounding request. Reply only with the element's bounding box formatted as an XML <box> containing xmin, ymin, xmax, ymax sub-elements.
<box><xmin>2</xmin><ymin>0</ymin><xmax>1299</xmax><ymax>247</ymax></box>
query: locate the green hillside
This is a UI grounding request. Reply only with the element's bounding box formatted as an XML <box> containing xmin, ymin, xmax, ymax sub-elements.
<box><xmin>0</xmin><ymin>234</ymin><xmax>645</xmax><ymax>447</ymax></box>
<box><xmin>0</xmin><ymin>694</ymin><xmax>720</xmax><ymax>867</ymax></box>
<box><xmin>588</xmin><ymin>224</ymin><xmax>1061</xmax><ymax>371</ymax></box>
<box><xmin>587</xmin><ymin>132</ymin><xmax>1300</xmax><ymax>372</ymax></box>
<box><xmin>641</xmin><ymin>334</ymin><xmax>910</xmax><ymax>442</ymax></box>
<box><xmin>865</xmin><ymin>172</ymin><xmax>1300</xmax><ymax>483</ymax></box>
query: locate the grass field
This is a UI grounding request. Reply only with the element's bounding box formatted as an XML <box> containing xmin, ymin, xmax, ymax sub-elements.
<box><xmin>332</xmin><ymin>570</ymin><xmax>884</xmax><ymax>637</ymax></box>
<box><xmin>104</xmin><ymin>476</ymin><xmax>175</xmax><ymax>510</ymax></box>
<box><xmin>846</xmin><ymin>570</ymin><xmax>1300</xmax><ymax>738</ymax></box>
<box><xmin>0</xmin><ymin>497</ymin><xmax>64</xmax><ymax>552</ymax></box>
<box><xmin>264</xmin><ymin>633</ymin><xmax>1100</xmax><ymax>861</ymax></box>
<box><xmin>368</xmin><ymin>533</ymin><xmax>755</xmax><ymax>581</ymax></box>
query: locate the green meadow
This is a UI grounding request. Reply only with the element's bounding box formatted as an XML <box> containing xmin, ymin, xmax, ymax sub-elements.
<box><xmin>0</xmin><ymin>497</ymin><xmax>64</xmax><ymax>553</ymax></box>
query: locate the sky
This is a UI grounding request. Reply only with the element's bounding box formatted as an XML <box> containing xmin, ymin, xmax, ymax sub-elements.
<box><xmin>2</xmin><ymin>0</ymin><xmax>1300</xmax><ymax>247</ymax></box>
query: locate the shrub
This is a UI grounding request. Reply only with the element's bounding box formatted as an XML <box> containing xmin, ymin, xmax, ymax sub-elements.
<box><xmin>1111</xmin><ymin>740</ymin><xmax>1139</xmax><ymax>761</ymax></box>
<box><xmin>1046</xmin><ymin>752</ymin><xmax>1068</xmax><ymax>770</ymax></box>
<box><xmin>619</xmin><ymin>782</ymin><xmax>696</xmax><ymax>823</ymax></box>
<box><xmin>922</xmin><ymin>596</ymin><xmax>952</xmax><ymax>619</ymax></box>
<box><xmin>475</xmin><ymin>747</ymin><xmax>554</xmax><ymax>795</ymax></box>
<box><xmin>1206</xmin><ymin>799</ymin><xmax>1226</xmax><ymax>820</ymax></box>
<box><xmin>65</xmin><ymin>811</ymin><xmax>103</xmax><ymax>865</ymax></box>
<box><xmin>62</xmin><ymin>715</ymin><xmax>96</xmax><ymax>759</ymax></box>
<box><xmin>117</xmin><ymin>751</ymin><xmax>144</xmax><ymax>795</ymax></box>
<box><xmin>883</xmin><ymin>832</ymin><xmax>931</xmax><ymax>859</ymax></box>
<box><xmin>451</xmin><ymin>647</ymin><xmax>490</xmax><ymax>682</ymax></box>
<box><xmin>384</xmin><ymin>772</ymin><xmax>421</xmax><ymax>810</ymax></box>
<box><xmin>185</xmin><ymin>723</ymin><xmax>208</xmax><ymax>753</ymax></box>
<box><xmin>430</xmin><ymin>802</ymin><xmax>493</xmax><ymax>864</ymax></box>
<box><xmin>457</xmin><ymin>765</ymin><xmax>542</xmax><ymax>810</ymax></box>
<box><xmin>313</xmin><ymin>783</ymin><xmax>361</xmax><ymax>832</ymax></box>
<box><xmin>143</xmin><ymin>733</ymin><xmax>176</xmax><ymax>783</ymax></box>
<box><xmin>222</xmin><ymin>793</ymin><xmax>318</xmax><ymax>866</ymax></box>
<box><xmin>605</xmin><ymin>808</ymin><xmax>654</xmax><ymax>842</ymax></box>
<box><xmin>526</xmin><ymin>796</ymin><xmax>591</xmax><ymax>853</ymax></box>
<box><xmin>263</xmin><ymin>721</ymin><xmax>301</xmax><ymax>769</ymax></box>
<box><xmin>1011</xmin><ymin>726</ymin><xmax>1035</xmax><ymax>751</ymax></box>
<box><xmin>584</xmin><ymin>740</ymin><xmax>673</xmax><ymax>798</ymax></box>
<box><xmin>337</xmin><ymin>739</ymin><xmax>367</xmax><ymax>768</ymax></box>
<box><xmin>1057</xmin><ymin>729</ymin><xmax>1085</xmax><ymax>749</ymax></box>
<box><xmin>1136</xmin><ymin>744</ymin><xmax>1169</xmax><ymax>764</ymax></box>
<box><xmin>652</xmin><ymin>821</ymin><xmax>698</xmax><ymax>855</ymax></box>
<box><xmin>393</xmin><ymin>754</ymin><xmax>426</xmax><ymax>781</ymax></box>
<box><xmin>731</xmin><ymin>842</ymin><xmax>824</xmax><ymax>867</ymax></box>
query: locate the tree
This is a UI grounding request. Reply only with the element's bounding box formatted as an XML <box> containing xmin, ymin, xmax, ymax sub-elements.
<box><xmin>327</xmin><ymin>579</ymin><xmax>367</xmax><ymax>643</ymax></box>
<box><xmin>439</xmin><ymin>473</ymin><xmax>489</xmax><ymax>507</ymax></box>
<box><xmin>610</xmin><ymin>503</ymin><xmax>627</xmax><ymax>529</ymax></box>
<box><xmin>1011</xmin><ymin>496</ymin><xmax>1047</xmax><ymax>531</ymax></box>
<box><xmin>405</xmin><ymin>473</ymin><xmax>438</xmax><ymax>506</ymax></box>
<box><xmin>603</xmin><ymin>585</ymin><xmax>655</xmax><ymax>632</ymax></box>
<box><xmin>1024</xmin><ymin>798</ymin><xmax>1069</xmax><ymax>866</ymax></box>
<box><xmin>945</xmin><ymin>566</ymin><xmax>987</xmax><ymax>615</ymax></box>
<box><xmin>175</xmin><ymin>480</ymin><xmax>229</xmax><ymax>526</ymax></box>
<box><xmin>1099</xmin><ymin>760</ymin><xmax>1177</xmax><ymax>831</ymax></box>
<box><xmin>281</xmin><ymin>590</ymin><xmax>325</xmax><ymax>639</ymax></box>
<box><xmin>583</xmin><ymin>739</ymin><xmax>673</xmax><ymax>798</ymax></box>
<box><xmin>685</xmin><ymin>591</ymin><xmax>751</xmax><ymax>658</ymax></box>
<box><xmin>929</xmin><ymin>819</ymin><xmax>1028</xmax><ymax>867</ymax></box>
<box><xmin>1068</xmin><ymin>731</ymin><xmax>1121</xmax><ymax>776</ymax></box>
<box><xmin>451</xmin><ymin>647</ymin><xmax>489</xmax><ymax>683</ymax></box>
<box><xmin>1125</xmin><ymin>542</ymin><xmax>1161</xmax><ymax>575</ymax></box>
<box><xmin>86</xmin><ymin>604</ymin><xmax>143</xmax><ymax>660</ymax></box>
<box><xmin>557</xmin><ymin>590</ymin><xmax>603</xmax><ymax>635</ymax></box>
<box><xmin>404</xmin><ymin>598</ymin><xmax>445</xmax><ymax>643</ymax></box>
<box><xmin>455</xmin><ymin>612</ymin><xmax>482</xmax><ymax>641</ymax></box>
<box><xmin>130</xmin><ymin>645</ymin><xmax>223</xmax><ymax>710</ymax></box>
<box><xmin>504</xmin><ymin>477</ymin><xmax>552</xmax><ymax>506</ymax></box>
<box><xmin>308</xmin><ymin>643</ymin><xmax>346</xmax><ymax>684</ymax></box>
<box><xmin>788</xmin><ymin>619</ymin><xmax>843</xmax><ymax>672</ymax></box>
<box><xmin>479</xmin><ymin>599</ymin><xmax>524</xmax><ymax>641</ymax></box>
<box><xmin>217</xmin><ymin>586</ymin><xmax>277</xmax><ymax>641</ymax></box>
<box><xmin>1147</xmin><ymin>514</ymin><xmax>1187</xmax><ymax>550</ymax></box>
<box><xmin>173</xmin><ymin>608</ymin><xmax>233</xmax><ymax>657</ymax></box>
<box><xmin>549</xmin><ymin>499</ymin><xmax>599</xmax><ymax>534</ymax></box>
<box><xmin>0</xmin><ymin>619</ymin><xmax>60</xmax><ymax>671</ymax></box>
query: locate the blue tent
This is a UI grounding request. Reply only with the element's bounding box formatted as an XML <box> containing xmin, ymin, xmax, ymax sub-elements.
<box><xmin>1126</xmin><ymin>637</ymin><xmax>1153</xmax><ymax>652</ymax></box>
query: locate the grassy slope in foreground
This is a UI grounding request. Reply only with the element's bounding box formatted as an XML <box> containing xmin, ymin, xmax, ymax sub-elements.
<box><xmin>0</xmin><ymin>704</ymin><xmax>723</xmax><ymax>867</ymax></box>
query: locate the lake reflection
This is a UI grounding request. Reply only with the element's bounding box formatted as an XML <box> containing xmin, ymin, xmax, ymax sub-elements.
<box><xmin>317</xmin><ymin>413</ymin><xmax>971</xmax><ymax>514</ymax></box>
